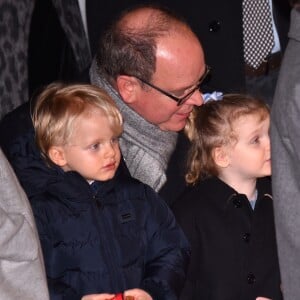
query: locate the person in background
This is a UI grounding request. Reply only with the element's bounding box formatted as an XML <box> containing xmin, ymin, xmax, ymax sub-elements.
<box><xmin>0</xmin><ymin>148</ymin><xmax>49</xmax><ymax>299</ymax></box>
<box><xmin>29</xmin><ymin>83</ymin><xmax>189</xmax><ymax>300</ymax></box>
<box><xmin>172</xmin><ymin>94</ymin><xmax>282</xmax><ymax>300</ymax></box>
<box><xmin>0</xmin><ymin>0</ymin><xmax>91</xmax><ymax>119</ymax></box>
<box><xmin>271</xmin><ymin>1</ymin><xmax>300</xmax><ymax>299</ymax></box>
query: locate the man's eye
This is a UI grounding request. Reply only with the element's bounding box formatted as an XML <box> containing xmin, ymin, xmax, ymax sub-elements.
<box><xmin>172</xmin><ymin>90</ymin><xmax>186</xmax><ymax>97</ymax></box>
<box><xmin>174</xmin><ymin>85</ymin><xmax>198</xmax><ymax>98</ymax></box>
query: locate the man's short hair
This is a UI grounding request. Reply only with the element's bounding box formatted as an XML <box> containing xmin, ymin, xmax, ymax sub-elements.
<box><xmin>96</xmin><ymin>4</ymin><xmax>192</xmax><ymax>84</ymax></box>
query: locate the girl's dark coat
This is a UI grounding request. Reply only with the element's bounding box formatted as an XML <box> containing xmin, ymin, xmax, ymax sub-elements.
<box><xmin>172</xmin><ymin>176</ymin><xmax>282</xmax><ymax>300</ymax></box>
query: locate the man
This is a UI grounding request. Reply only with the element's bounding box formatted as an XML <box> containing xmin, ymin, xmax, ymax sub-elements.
<box><xmin>0</xmin><ymin>148</ymin><xmax>49</xmax><ymax>299</ymax></box>
<box><xmin>271</xmin><ymin>2</ymin><xmax>300</xmax><ymax>300</ymax></box>
<box><xmin>90</xmin><ymin>5</ymin><xmax>206</xmax><ymax>204</ymax></box>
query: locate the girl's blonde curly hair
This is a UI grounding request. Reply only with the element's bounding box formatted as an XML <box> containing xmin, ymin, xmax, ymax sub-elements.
<box><xmin>184</xmin><ymin>93</ymin><xmax>270</xmax><ymax>185</ymax></box>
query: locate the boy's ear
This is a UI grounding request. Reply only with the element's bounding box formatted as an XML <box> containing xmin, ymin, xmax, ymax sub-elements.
<box><xmin>116</xmin><ymin>75</ymin><xmax>139</xmax><ymax>104</ymax></box>
<box><xmin>48</xmin><ymin>146</ymin><xmax>67</xmax><ymax>167</ymax></box>
<box><xmin>213</xmin><ymin>146</ymin><xmax>230</xmax><ymax>168</ymax></box>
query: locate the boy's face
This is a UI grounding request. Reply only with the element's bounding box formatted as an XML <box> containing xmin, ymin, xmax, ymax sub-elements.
<box><xmin>224</xmin><ymin>114</ymin><xmax>271</xmax><ymax>180</ymax></box>
<box><xmin>58</xmin><ymin>109</ymin><xmax>121</xmax><ymax>182</ymax></box>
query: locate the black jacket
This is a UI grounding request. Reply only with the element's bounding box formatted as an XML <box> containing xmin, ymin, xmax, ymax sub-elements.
<box><xmin>172</xmin><ymin>176</ymin><xmax>282</xmax><ymax>300</ymax></box>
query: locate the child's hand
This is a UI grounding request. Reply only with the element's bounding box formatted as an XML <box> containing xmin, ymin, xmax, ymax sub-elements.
<box><xmin>124</xmin><ymin>288</ymin><xmax>153</xmax><ymax>300</ymax></box>
<box><xmin>81</xmin><ymin>289</ymin><xmax>152</xmax><ymax>300</ymax></box>
<box><xmin>81</xmin><ymin>293</ymin><xmax>115</xmax><ymax>300</ymax></box>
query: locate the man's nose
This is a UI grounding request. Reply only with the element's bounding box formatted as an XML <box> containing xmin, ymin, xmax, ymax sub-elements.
<box><xmin>185</xmin><ymin>89</ymin><xmax>203</xmax><ymax>106</ymax></box>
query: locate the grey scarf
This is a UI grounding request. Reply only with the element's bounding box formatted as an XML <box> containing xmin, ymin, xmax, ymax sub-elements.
<box><xmin>90</xmin><ymin>59</ymin><xmax>177</xmax><ymax>191</ymax></box>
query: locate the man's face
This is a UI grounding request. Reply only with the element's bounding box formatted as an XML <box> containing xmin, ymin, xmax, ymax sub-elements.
<box><xmin>129</xmin><ymin>32</ymin><xmax>206</xmax><ymax>132</ymax></box>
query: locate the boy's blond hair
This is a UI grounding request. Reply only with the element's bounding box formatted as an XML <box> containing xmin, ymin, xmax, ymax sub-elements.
<box><xmin>32</xmin><ymin>83</ymin><xmax>123</xmax><ymax>163</ymax></box>
<box><xmin>186</xmin><ymin>94</ymin><xmax>270</xmax><ymax>184</ymax></box>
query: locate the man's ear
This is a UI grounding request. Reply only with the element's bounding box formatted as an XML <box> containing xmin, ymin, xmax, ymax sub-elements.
<box><xmin>116</xmin><ymin>75</ymin><xmax>139</xmax><ymax>104</ymax></box>
<box><xmin>48</xmin><ymin>146</ymin><xmax>67</xmax><ymax>167</ymax></box>
<box><xmin>213</xmin><ymin>146</ymin><xmax>230</xmax><ymax>168</ymax></box>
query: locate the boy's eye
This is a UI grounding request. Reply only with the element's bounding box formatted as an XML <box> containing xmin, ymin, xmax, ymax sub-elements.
<box><xmin>251</xmin><ymin>137</ymin><xmax>259</xmax><ymax>144</ymax></box>
<box><xmin>111</xmin><ymin>137</ymin><xmax>119</xmax><ymax>144</ymax></box>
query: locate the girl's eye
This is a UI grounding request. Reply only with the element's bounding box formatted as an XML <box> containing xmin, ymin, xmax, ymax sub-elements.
<box><xmin>251</xmin><ymin>137</ymin><xmax>260</xmax><ymax>144</ymax></box>
<box><xmin>90</xmin><ymin>143</ymin><xmax>100</xmax><ymax>150</ymax></box>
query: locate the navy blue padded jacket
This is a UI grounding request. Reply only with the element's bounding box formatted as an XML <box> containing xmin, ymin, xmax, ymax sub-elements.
<box><xmin>7</xmin><ymin>130</ymin><xmax>190</xmax><ymax>300</ymax></box>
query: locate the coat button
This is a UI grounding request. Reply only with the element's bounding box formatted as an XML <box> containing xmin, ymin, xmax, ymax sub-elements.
<box><xmin>233</xmin><ymin>198</ymin><xmax>242</xmax><ymax>208</ymax></box>
<box><xmin>93</xmin><ymin>195</ymin><xmax>102</xmax><ymax>208</ymax></box>
<box><xmin>242</xmin><ymin>233</ymin><xmax>251</xmax><ymax>243</ymax></box>
<box><xmin>208</xmin><ymin>20</ymin><xmax>221</xmax><ymax>32</ymax></box>
<box><xmin>247</xmin><ymin>273</ymin><xmax>256</xmax><ymax>284</ymax></box>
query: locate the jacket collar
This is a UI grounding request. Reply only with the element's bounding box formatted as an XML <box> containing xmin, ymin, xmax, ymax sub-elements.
<box><xmin>201</xmin><ymin>176</ymin><xmax>272</xmax><ymax>210</ymax></box>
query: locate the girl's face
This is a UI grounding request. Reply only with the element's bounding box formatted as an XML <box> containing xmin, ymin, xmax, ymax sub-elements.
<box><xmin>224</xmin><ymin>114</ymin><xmax>271</xmax><ymax>180</ymax></box>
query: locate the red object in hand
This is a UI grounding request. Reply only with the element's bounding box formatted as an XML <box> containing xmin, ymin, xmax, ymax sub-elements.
<box><xmin>112</xmin><ymin>293</ymin><xmax>123</xmax><ymax>300</ymax></box>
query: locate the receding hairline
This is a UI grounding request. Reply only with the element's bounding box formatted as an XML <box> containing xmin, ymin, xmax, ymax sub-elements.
<box><xmin>117</xmin><ymin>6</ymin><xmax>195</xmax><ymax>38</ymax></box>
